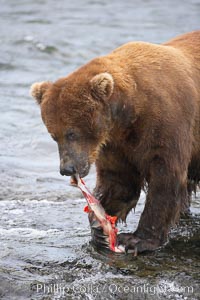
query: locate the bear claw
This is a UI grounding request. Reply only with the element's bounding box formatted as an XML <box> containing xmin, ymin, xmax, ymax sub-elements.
<box><xmin>117</xmin><ymin>233</ymin><xmax>161</xmax><ymax>254</ymax></box>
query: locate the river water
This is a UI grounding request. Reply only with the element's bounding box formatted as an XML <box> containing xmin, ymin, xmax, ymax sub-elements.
<box><xmin>0</xmin><ymin>0</ymin><xmax>199</xmax><ymax>299</ymax></box>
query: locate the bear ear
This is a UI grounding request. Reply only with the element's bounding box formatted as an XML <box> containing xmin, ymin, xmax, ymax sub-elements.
<box><xmin>90</xmin><ymin>72</ymin><xmax>114</xmax><ymax>101</ymax></box>
<box><xmin>30</xmin><ymin>81</ymin><xmax>52</xmax><ymax>105</ymax></box>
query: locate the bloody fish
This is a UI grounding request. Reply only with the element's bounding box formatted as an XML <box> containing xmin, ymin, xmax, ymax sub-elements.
<box><xmin>73</xmin><ymin>175</ymin><xmax>125</xmax><ymax>253</ymax></box>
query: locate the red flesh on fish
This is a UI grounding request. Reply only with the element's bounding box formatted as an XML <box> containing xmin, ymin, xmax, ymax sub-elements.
<box><xmin>74</xmin><ymin>175</ymin><xmax>125</xmax><ymax>253</ymax></box>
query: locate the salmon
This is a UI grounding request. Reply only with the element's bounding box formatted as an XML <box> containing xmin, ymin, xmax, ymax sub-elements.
<box><xmin>73</xmin><ymin>175</ymin><xmax>125</xmax><ymax>253</ymax></box>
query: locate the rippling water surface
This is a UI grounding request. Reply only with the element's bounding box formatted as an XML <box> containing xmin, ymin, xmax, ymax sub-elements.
<box><xmin>0</xmin><ymin>0</ymin><xmax>199</xmax><ymax>299</ymax></box>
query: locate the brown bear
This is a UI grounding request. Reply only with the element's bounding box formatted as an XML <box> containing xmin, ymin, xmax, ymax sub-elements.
<box><xmin>30</xmin><ymin>31</ymin><xmax>200</xmax><ymax>253</ymax></box>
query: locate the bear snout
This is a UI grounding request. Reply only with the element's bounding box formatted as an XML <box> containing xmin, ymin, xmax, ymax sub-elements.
<box><xmin>60</xmin><ymin>164</ymin><xmax>76</xmax><ymax>176</ymax></box>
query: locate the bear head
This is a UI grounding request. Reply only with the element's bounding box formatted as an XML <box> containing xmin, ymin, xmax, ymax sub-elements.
<box><xmin>30</xmin><ymin>70</ymin><xmax>114</xmax><ymax>178</ymax></box>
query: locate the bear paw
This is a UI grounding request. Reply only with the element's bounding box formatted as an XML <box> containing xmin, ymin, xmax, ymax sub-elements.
<box><xmin>117</xmin><ymin>233</ymin><xmax>161</xmax><ymax>254</ymax></box>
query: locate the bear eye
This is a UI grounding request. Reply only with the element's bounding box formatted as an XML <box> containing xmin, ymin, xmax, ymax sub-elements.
<box><xmin>65</xmin><ymin>131</ymin><xmax>77</xmax><ymax>141</ymax></box>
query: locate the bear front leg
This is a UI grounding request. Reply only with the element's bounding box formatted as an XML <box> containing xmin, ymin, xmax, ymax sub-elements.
<box><xmin>94</xmin><ymin>145</ymin><xmax>142</xmax><ymax>222</ymax></box>
<box><xmin>118</xmin><ymin>156</ymin><xmax>188</xmax><ymax>253</ymax></box>
<box><xmin>94</xmin><ymin>169</ymin><xmax>141</xmax><ymax>222</ymax></box>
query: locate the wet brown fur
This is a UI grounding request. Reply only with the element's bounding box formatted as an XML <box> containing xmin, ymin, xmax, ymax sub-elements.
<box><xmin>31</xmin><ymin>31</ymin><xmax>200</xmax><ymax>248</ymax></box>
